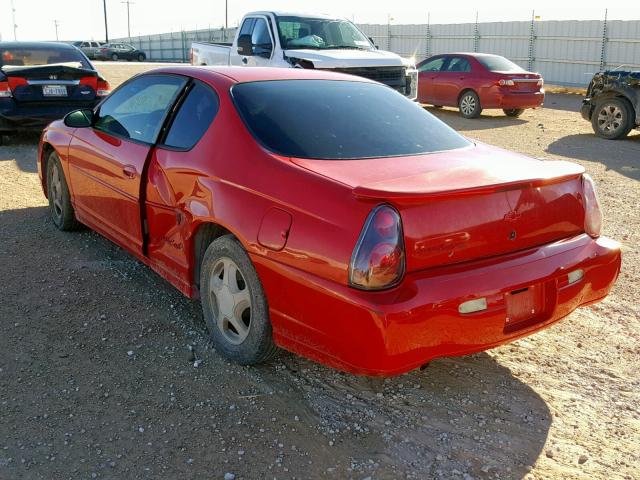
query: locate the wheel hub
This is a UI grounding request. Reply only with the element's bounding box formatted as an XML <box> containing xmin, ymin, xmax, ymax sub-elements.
<box><xmin>209</xmin><ymin>257</ymin><xmax>251</xmax><ymax>345</ymax></box>
<box><xmin>597</xmin><ymin>105</ymin><xmax>623</xmax><ymax>132</ymax></box>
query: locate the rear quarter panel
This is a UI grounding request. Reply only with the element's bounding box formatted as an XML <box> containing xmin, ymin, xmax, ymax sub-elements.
<box><xmin>39</xmin><ymin>121</ymin><xmax>75</xmax><ymax>197</ymax></box>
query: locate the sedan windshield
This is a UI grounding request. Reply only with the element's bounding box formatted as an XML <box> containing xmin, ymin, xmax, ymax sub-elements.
<box><xmin>476</xmin><ymin>55</ymin><xmax>523</xmax><ymax>73</ymax></box>
<box><xmin>232</xmin><ymin>80</ymin><xmax>471</xmax><ymax>160</ymax></box>
<box><xmin>275</xmin><ymin>16</ymin><xmax>373</xmax><ymax>50</ymax></box>
<box><xmin>0</xmin><ymin>46</ymin><xmax>91</xmax><ymax>69</ymax></box>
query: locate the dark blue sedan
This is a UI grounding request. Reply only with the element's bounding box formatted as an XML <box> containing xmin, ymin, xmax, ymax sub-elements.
<box><xmin>0</xmin><ymin>41</ymin><xmax>110</xmax><ymax>144</ymax></box>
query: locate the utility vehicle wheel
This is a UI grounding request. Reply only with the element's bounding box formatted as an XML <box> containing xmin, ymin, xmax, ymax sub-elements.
<box><xmin>46</xmin><ymin>151</ymin><xmax>80</xmax><ymax>231</ymax></box>
<box><xmin>503</xmin><ymin>108</ymin><xmax>525</xmax><ymax>117</ymax></box>
<box><xmin>200</xmin><ymin>235</ymin><xmax>278</xmax><ymax>365</ymax></box>
<box><xmin>459</xmin><ymin>91</ymin><xmax>482</xmax><ymax>118</ymax></box>
<box><xmin>592</xmin><ymin>98</ymin><xmax>634</xmax><ymax>140</ymax></box>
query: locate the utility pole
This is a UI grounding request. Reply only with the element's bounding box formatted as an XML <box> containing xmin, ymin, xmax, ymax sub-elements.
<box><xmin>54</xmin><ymin>19</ymin><xmax>60</xmax><ymax>40</ymax></box>
<box><xmin>103</xmin><ymin>0</ymin><xmax>109</xmax><ymax>43</ymax></box>
<box><xmin>121</xmin><ymin>0</ymin><xmax>134</xmax><ymax>41</ymax></box>
<box><xmin>225</xmin><ymin>0</ymin><xmax>228</xmax><ymax>29</ymax></box>
<box><xmin>10</xmin><ymin>0</ymin><xmax>17</xmax><ymax>40</ymax></box>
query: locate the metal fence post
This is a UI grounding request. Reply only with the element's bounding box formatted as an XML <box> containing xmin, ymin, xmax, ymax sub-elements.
<box><xmin>600</xmin><ymin>9</ymin><xmax>608</xmax><ymax>71</ymax></box>
<box><xmin>387</xmin><ymin>17</ymin><xmax>391</xmax><ymax>51</ymax></box>
<box><xmin>473</xmin><ymin>12</ymin><xmax>479</xmax><ymax>52</ymax></box>
<box><xmin>426</xmin><ymin>13</ymin><xmax>431</xmax><ymax>57</ymax></box>
<box><xmin>181</xmin><ymin>30</ymin><xmax>186</xmax><ymax>63</ymax></box>
<box><xmin>527</xmin><ymin>10</ymin><xmax>536</xmax><ymax>71</ymax></box>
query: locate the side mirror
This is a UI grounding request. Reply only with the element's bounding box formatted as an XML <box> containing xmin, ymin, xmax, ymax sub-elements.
<box><xmin>254</xmin><ymin>43</ymin><xmax>273</xmax><ymax>59</ymax></box>
<box><xmin>64</xmin><ymin>109</ymin><xmax>93</xmax><ymax>128</ymax></box>
<box><xmin>237</xmin><ymin>34</ymin><xmax>254</xmax><ymax>56</ymax></box>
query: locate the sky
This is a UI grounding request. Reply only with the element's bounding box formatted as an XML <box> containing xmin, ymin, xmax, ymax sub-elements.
<box><xmin>1</xmin><ymin>0</ymin><xmax>638</xmax><ymax>42</ymax></box>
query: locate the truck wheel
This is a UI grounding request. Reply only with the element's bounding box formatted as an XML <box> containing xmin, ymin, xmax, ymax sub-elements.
<box><xmin>592</xmin><ymin>98</ymin><xmax>634</xmax><ymax>140</ymax></box>
<box><xmin>200</xmin><ymin>235</ymin><xmax>278</xmax><ymax>365</ymax></box>
<box><xmin>111</xmin><ymin>53</ymin><xmax>119</xmax><ymax>61</ymax></box>
<box><xmin>46</xmin><ymin>151</ymin><xmax>80</xmax><ymax>231</ymax></box>
<box><xmin>503</xmin><ymin>108</ymin><xmax>525</xmax><ymax>117</ymax></box>
<box><xmin>459</xmin><ymin>91</ymin><xmax>482</xmax><ymax>118</ymax></box>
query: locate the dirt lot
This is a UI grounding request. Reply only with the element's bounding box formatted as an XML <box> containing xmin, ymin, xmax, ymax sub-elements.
<box><xmin>1</xmin><ymin>63</ymin><xmax>639</xmax><ymax>480</ymax></box>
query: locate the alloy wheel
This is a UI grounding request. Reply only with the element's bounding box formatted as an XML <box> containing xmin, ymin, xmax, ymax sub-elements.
<box><xmin>50</xmin><ymin>163</ymin><xmax>64</xmax><ymax>222</ymax></box>
<box><xmin>597</xmin><ymin>104</ymin><xmax>624</xmax><ymax>134</ymax></box>
<box><xmin>208</xmin><ymin>257</ymin><xmax>252</xmax><ymax>345</ymax></box>
<box><xmin>460</xmin><ymin>94</ymin><xmax>476</xmax><ymax>116</ymax></box>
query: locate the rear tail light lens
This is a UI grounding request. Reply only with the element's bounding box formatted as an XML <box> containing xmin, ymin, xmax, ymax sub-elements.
<box><xmin>96</xmin><ymin>78</ymin><xmax>111</xmax><ymax>97</ymax></box>
<box><xmin>0</xmin><ymin>81</ymin><xmax>11</xmax><ymax>97</ymax></box>
<box><xmin>582</xmin><ymin>174</ymin><xmax>602</xmax><ymax>238</ymax></box>
<box><xmin>189</xmin><ymin>48</ymin><xmax>194</xmax><ymax>64</ymax></box>
<box><xmin>79</xmin><ymin>76</ymin><xmax>98</xmax><ymax>88</ymax></box>
<box><xmin>349</xmin><ymin>205</ymin><xmax>405</xmax><ymax>290</ymax></box>
<box><xmin>498</xmin><ymin>79</ymin><xmax>515</xmax><ymax>86</ymax></box>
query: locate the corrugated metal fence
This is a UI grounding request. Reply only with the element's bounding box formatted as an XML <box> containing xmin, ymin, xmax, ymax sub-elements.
<box><xmin>115</xmin><ymin>18</ymin><xmax>640</xmax><ymax>87</ymax></box>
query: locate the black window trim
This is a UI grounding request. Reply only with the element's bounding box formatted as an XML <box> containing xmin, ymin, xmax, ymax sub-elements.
<box><xmin>156</xmin><ymin>78</ymin><xmax>220</xmax><ymax>152</ymax></box>
<box><xmin>229</xmin><ymin>79</ymin><xmax>474</xmax><ymax>161</ymax></box>
<box><xmin>91</xmin><ymin>72</ymin><xmax>190</xmax><ymax>147</ymax></box>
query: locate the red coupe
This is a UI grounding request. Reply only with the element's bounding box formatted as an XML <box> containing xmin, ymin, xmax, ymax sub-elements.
<box><xmin>417</xmin><ymin>53</ymin><xmax>545</xmax><ymax>118</ymax></box>
<box><xmin>38</xmin><ymin>66</ymin><xmax>620</xmax><ymax>376</ymax></box>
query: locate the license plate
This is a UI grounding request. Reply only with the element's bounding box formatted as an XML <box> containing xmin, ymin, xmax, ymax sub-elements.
<box><xmin>42</xmin><ymin>85</ymin><xmax>67</xmax><ymax>96</ymax></box>
<box><xmin>505</xmin><ymin>284</ymin><xmax>543</xmax><ymax>327</ymax></box>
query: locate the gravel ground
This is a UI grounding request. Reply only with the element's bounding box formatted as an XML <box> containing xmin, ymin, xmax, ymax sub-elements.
<box><xmin>0</xmin><ymin>63</ymin><xmax>638</xmax><ymax>480</ymax></box>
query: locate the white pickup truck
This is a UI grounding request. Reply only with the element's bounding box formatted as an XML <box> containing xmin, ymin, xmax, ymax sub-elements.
<box><xmin>191</xmin><ymin>11</ymin><xmax>418</xmax><ymax>99</ymax></box>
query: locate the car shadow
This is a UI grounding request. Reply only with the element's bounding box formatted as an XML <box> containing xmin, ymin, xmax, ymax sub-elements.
<box><xmin>424</xmin><ymin>106</ymin><xmax>528</xmax><ymax>131</ymax></box>
<box><xmin>1</xmin><ymin>204</ymin><xmax>552</xmax><ymax>479</ymax></box>
<box><xmin>546</xmin><ymin>133</ymin><xmax>640</xmax><ymax>181</ymax></box>
<box><xmin>0</xmin><ymin>132</ymin><xmax>41</xmax><ymax>173</ymax></box>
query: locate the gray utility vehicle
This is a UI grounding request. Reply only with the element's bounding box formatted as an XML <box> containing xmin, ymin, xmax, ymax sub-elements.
<box><xmin>581</xmin><ymin>70</ymin><xmax>640</xmax><ymax>140</ymax></box>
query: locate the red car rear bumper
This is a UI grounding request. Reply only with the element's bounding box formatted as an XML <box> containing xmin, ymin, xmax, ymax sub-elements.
<box><xmin>253</xmin><ymin>234</ymin><xmax>620</xmax><ymax>376</ymax></box>
<box><xmin>486</xmin><ymin>90</ymin><xmax>545</xmax><ymax>109</ymax></box>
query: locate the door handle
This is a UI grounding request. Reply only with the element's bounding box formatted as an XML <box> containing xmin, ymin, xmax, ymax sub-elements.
<box><xmin>242</xmin><ymin>57</ymin><xmax>248</xmax><ymax>64</ymax></box>
<box><xmin>122</xmin><ymin>165</ymin><xmax>137</xmax><ymax>179</ymax></box>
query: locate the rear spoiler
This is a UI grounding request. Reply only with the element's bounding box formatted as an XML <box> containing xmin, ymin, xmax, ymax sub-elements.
<box><xmin>353</xmin><ymin>161</ymin><xmax>585</xmax><ymax>204</ymax></box>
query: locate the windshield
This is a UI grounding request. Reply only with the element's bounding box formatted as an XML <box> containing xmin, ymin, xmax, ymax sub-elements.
<box><xmin>275</xmin><ymin>16</ymin><xmax>372</xmax><ymax>50</ymax></box>
<box><xmin>232</xmin><ymin>80</ymin><xmax>471</xmax><ymax>160</ymax></box>
<box><xmin>0</xmin><ymin>46</ymin><xmax>91</xmax><ymax>69</ymax></box>
<box><xmin>476</xmin><ymin>55</ymin><xmax>524</xmax><ymax>73</ymax></box>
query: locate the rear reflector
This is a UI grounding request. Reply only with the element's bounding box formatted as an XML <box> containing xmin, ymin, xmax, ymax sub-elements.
<box><xmin>458</xmin><ymin>297</ymin><xmax>488</xmax><ymax>314</ymax></box>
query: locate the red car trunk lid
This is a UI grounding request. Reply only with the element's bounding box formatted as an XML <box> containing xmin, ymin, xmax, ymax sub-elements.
<box><xmin>291</xmin><ymin>143</ymin><xmax>585</xmax><ymax>273</ymax></box>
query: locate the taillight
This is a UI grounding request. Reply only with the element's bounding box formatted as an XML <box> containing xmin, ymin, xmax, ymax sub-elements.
<box><xmin>0</xmin><ymin>81</ymin><xmax>10</xmax><ymax>97</ymax></box>
<box><xmin>96</xmin><ymin>78</ymin><xmax>111</xmax><ymax>97</ymax></box>
<box><xmin>79</xmin><ymin>76</ymin><xmax>98</xmax><ymax>88</ymax></box>
<box><xmin>0</xmin><ymin>77</ymin><xmax>27</xmax><ymax>97</ymax></box>
<box><xmin>498</xmin><ymin>79</ymin><xmax>515</xmax><ymax>87</ymax></box>
<box><xmin>537</xmin><ymin>78</ymin><xmax>544</xmax><ymax>87</ymax></box>
<box><xmin>582</xmin><ymin>174</ymin><xmax>602</xmax><ymax>238</ymax></box>
<box><xmin>349</xmin><ymin>205</ymin><xmax>405</xmax><ymax>290</ymax></box>
<box><xmin>189</xmin><ymin>48</ymin><xmax>194</xmax><ymax>64</ymax></box>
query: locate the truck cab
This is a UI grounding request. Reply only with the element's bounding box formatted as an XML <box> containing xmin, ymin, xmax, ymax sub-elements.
<box><xmin>191</xmin><ymin>11</ymin><xmax>418</xmax><ymax>99</ymax></box>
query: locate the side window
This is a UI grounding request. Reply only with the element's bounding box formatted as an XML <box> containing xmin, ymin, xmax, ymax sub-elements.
<box><xmin>239</xmin><ymin>18</ymin><xmax>255</xmax><ymax>36</ymax></box>
<box><xmin>163</xmin><ymin>80</ymin><xmax>219</xmax><ymax>150</ymax></box>
<box><xmin>81</xmin><ymin>42</ymin><xmax>90</xmax><ymax>48</ymax></box>
<box><xmin>251</xmin><ymin>18</ymin><xmax>273</xmax><ymax>55</ymax></box>
<box><xmin>446</xmin><ymin>57</ymin><xmax>471</xmax><ymax>72</ymax></box>
<box><xmin>94</xmin><ymin>75</ymin><xmax>186</xmax><ymax>144</ymax></box>
<box><xmin>418</xmin><ymin>57</ymin><xmax>446</xmax><ymax>72</ymax></box>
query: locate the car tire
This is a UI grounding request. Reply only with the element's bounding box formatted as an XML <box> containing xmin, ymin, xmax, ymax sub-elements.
<box><xmin>111</xmin><ymin>53</ymin><xmax>118</xmax><ymax>61</ymax></box>
<box><xmin>46</xmin><ymin>151</ymin><xmax>80</xmax><ymax>231</ymax></box>
<box><xmin>503</xmin><ymin>108</ymin><xmax>525</xmax><ymax>117</ymax></box>
<box><xmin>591</xmin><ymin>97</ymin><xmax>634</xmax><ymax>140</ymax></box>
<box><xmin>200</xmin><ymin>235</ymin><xmax>278</xmax><ymax>365</ymax></box>
<box><xmin>137</xmin><ymin>54</ymin><xmax>145</xmax><ymax>62</ymax></box>
<box><xmin>459</xmin><ymin>91</ymin><xmax>482</xmax><ymax>118</ymax></box>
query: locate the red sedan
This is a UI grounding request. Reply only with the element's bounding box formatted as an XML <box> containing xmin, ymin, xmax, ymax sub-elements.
<box><xmin>38</xmin><ymin>66</ymin><xmax>620</xmax><ymax>376</ymax></box>
<box><xmin>417</xmin><ymin>53</ymin><xmax>545</xmax><ymax>118</ymax></box>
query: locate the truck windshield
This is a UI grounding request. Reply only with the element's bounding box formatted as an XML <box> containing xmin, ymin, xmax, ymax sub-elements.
<box><xmin>275</xmin><ymin>16</ymin><xmax>373</xmax><ymax>50</ymax></box>
<box><xmin>232</xmin><ymin>80</ymin><xmax>471</xmax><ymax>160</ymax></box>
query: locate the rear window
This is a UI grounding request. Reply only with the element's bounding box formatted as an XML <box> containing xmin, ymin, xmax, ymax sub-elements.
<box><xmin>0</xmin><ymin>46</ymin><xmax>90</xmax><ymax>69</ymax></box>
<box><xmin>476</xmin><ymin>55</ymin><xmax>523</xmax><ymax>73</ymax></box>
<box><xmin>231</xmin><ymin>80</ymin><xmax>470</xmax><ymax>160</ymax></box>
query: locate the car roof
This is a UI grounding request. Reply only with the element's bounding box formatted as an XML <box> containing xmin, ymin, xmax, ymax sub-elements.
<box><xmin>248</xmin><ymin>11</ymin><xmax>344</xmax><ymax>20</ymax></box>
<box><xmin>0</xmin><ymin>41</ymin><xmax>77</xmax><ymax>50</ymax></box>
<box><xmin>144</xmin><ymin>65</ymin><xmax>379</xmax><ymax>85</ymax></box>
